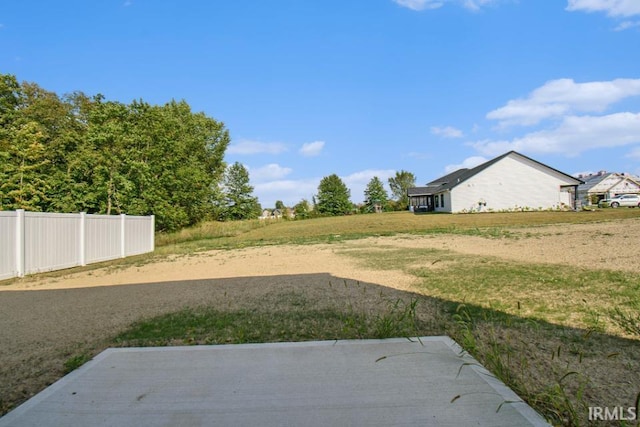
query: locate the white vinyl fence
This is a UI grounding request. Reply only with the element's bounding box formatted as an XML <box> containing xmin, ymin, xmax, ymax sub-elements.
<box><xmin>0</xmin><ymin>210</ymin><xmax>154</xmax><ymax>280</ymax></box>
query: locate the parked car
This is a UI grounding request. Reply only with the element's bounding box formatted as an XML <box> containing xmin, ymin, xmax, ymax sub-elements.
<box><xmin>600</xmin><ymin>194</ymin><xmax>640</xmax><ymax>208</ymax></box>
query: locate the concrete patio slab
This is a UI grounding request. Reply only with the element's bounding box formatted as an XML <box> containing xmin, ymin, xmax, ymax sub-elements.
<box><xmin>0</xmin><ymin>337</ymin><xmax>549</xmax><ymax>426</ymax></box>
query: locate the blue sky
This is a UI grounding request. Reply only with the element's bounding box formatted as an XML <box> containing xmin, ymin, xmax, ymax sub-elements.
<box><xmin>2</xmin><ymin>0</ymin><xmax>639</xmax><ymax>208</ymax></box>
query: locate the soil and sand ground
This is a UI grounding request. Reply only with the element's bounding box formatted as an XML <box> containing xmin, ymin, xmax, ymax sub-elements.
<box><xmin>1</xmin><ymin>219</ymin><xmax>639</xmax><ymax>417</ymax></box>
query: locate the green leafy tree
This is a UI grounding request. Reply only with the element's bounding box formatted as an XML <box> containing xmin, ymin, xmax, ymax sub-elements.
<box><xmin>136</xmin><ymin>100</ymin><xmax>229</xmax><ymax>230</ymax></box>
<box><xmin>0</xmin><ymin>121</ymin><xmax>50</xmax><ymax>210</ymax></box>
<box><xmin>222</xmin><ymin>162</ymin><xmax>261</xmax><ymax>220</ymax></box>
<box><xmin>71</xmin><ymin>96</ymin><xmax>229</xmax><ymax>230</ymax></box>
<box><xmin>275</xmin><ymin>200</ymin><xmax>285</xmax><ymax>210</ymax></box>
<box><xmin>0</xmin><ymin>78</ymin><xmax>91</xmax><ymax>212</ymax></box>
<box><xmin>0</xmin><ymin>75</ymin><xmax>27</xmax><ymax>209</ymax></box>
<box><xmin>2</xmin><ymin>86</ymin><xmax>42</xmax><ymax>208</ymax></box>
<box><xmin>316</xmin><ymin>174</ymin><xmax>352</xmax><ymax>216</ymax></box>
<box><xmin>0</xmin><ymin>73</ymin><xmax>230</xmax><ymax>231</ymax></box>
<box><xmin>0</xmin><ymin>74</ymin><xmax>22</xmax><ymax>134</ymax></box>
<box><xmin>293</xmin><ymin>198</ymin><xmax>311</xmax><ymax>220</ymax></box>
<box><xmin>388</xmin><ymin>170</ymin><xmax>416</xmax><ymax>210</ymax></box>
<box><xmin>85</xmin><ymin>99</ymin><xmax>132</xmax><ymax>215</ymax></box>
<box><xmin>364</xmin><ymin>176</ymin><xmax>388</xmax><ymax>212</ymax></box>
<box><xmin>39</xmin><ymin>90</ymin><xmax>92</xmax><ymax>213</ymax></box>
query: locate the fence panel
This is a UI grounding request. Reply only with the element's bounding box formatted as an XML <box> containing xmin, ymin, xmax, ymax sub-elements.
<box><xmin>0</xmin><ymin>212</ymin><xmax>17</xmax><ymax>280</ymax></box>
<box><xmin>0</xmin><ymin>211</ymin><xmax>154</xmax><ymax>280</ymax></box>
<box><xmin>85</xmin><ymin>215</ymin><xmax>123</xmax><ymax>264</ymax></box>
<box><xmin>24</xmin><ymin>212</ymin><xmax>81</xmax><ymax>275</ymax></box>
<box><xmin>124</xmin><ymin>216</ymin><xmax>154</xmax><ymax>256</ymax></box>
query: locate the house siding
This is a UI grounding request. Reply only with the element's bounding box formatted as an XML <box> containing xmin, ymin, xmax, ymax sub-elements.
<box><xmin>607</xmin><ymin>179</ymin><xmax>640</xmax><ymax>196</ymax></box>
<box><xmin>434</xmin><ymin>192</ymin><xmax>451</xmax><ymax>213</ymax></box>
<box><xmin>448</xmin><ymin>155</ymin><xmax>578</xmax><ymax>213</ymax></box>
<box><xmin>587</xmin><ymin>175</ymin><xmax>621</xmax><ymax>195</ymax></box>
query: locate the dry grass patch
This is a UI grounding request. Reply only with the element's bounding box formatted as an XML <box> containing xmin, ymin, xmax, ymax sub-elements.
<box><xmin>340</xmin><ymin>246</ymin><xmax>639</xmax><ymax>338</ymax></box>
<box><xmin>335</xmin><ymin>238</ymin><xmax>640</xmax><ymax>425</ymax></box>
<box><xmin>155</xmin><ymin>209</ymin><xmax>640</xmax><ymax>252</ymax></box>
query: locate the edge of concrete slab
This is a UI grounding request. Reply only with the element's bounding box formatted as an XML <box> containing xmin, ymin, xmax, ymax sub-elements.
<box><xmin>0</xmin><ymin>337</ymin><xmax>551</xmax><ymax>426</ymax></box>
<box><xmin>440</xmin><ymin>337</ymin><xmax>550</xmax><ymax>427</ymax></box>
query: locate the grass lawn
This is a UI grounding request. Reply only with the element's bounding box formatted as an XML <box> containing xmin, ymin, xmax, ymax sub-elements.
<box><xmin>154</xmin><ymin>208</ymin><xmax>639</xmax><ymax>249</ymax></box>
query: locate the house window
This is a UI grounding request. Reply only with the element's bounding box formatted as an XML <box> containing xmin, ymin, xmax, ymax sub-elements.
<box><xmin>440</xmin><ymin>194</ymin><xmax>444</xmax><ymax>208</ymax></box>
<box><xmin>435</xmin><ymin>195</ymin><xmax>439</xmax><ymax>208</ymax></box>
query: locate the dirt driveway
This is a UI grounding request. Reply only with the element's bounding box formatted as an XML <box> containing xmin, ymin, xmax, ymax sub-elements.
<box><xmin>1</xmin><ymin>218</ymin><xmax>639</xmax><ymax>414</ymax></box>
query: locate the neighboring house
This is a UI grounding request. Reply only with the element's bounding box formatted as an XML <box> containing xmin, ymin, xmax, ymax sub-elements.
<box><xmin>259</xmin><ymin>209</ymin><xmax>281</xmax><ymax>220</ymax></box>
<box><xmin>408</xmin><ymin>151</ymin><xmax>583</xmax><ymax>213</ymax></box>
<box><xmin>259</xmin><ymin>209</ymin><xmax>273</xmax><ymax>219</ymax></box>
<box><xmin>576</xmin><ymin>172</ymin><xmax>640</xmax><ymax>205</ymax></box>
<box><xmin>259</xmin><ymin>208</ymin><xmax>295</xmax><ymax>220</ymax></box>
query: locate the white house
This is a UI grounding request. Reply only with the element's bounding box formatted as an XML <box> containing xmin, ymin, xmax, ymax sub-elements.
<box><xmin>408</xmin><ymin>151</ymin><xmax>583</xmax><ymax>213</ymax></box>
<box><xmin>576</xmin><ymin>172</ymin><xmax>640</xmax><ymax>205</ymax></box>
<box><xmin>259</xmin><ymin>208</ymin><xmax>295</xmax><ymax>220</ymax></box>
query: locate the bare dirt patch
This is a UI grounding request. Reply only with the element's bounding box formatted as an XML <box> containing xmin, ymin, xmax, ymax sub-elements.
<box><xmin>5</xmin><ymin>218</ymin><xmax>639</xmax><ymax>294</ymax></box>
<box><xmin>2</xmin><ymin>244</ymin><xmax>418</xmax><ymax>292</ymax></box>
<box><xmin>339</xmin><ymin>218</ymin><xmax>640</xmax><ymax>273</ymax></box>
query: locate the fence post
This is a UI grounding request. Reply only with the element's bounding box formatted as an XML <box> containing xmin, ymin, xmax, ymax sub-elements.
<box><xmin>79</xmin><ymin>212</ymin><xmax>86</xmax><ymax>266</ymax></box>
<box><xmin>16</xmin><ymin>209</ymin><xmax>25</xmax><ymax>278</ymax></box>
<box><xmin>150</xmin><ymin>215</ymin><xmax>155</xmax><ymax>252</ymax></box>
<box><xmin>120</xmin><ymin>213</ymin><xmax>126</xmax><ymax>258</ymax></box>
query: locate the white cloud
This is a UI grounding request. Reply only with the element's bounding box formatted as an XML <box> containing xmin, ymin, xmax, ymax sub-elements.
<box><xmin>472</xmin><ymin>112</ymin><xmax>640</xmax><ymax>156</ymax></box>
<box><xmin>227</xmin><ymin>139</ymin><xmax>287</xmax><ymax>155</ymax></box>
<box><xmin>444</xmin><ymin>156</ymin><xmax>488</xmax><ymax>173</ymax></box>
<box><xmin>299</xmin><ymin>140</ymin><xmax>325</xmax><ymax>157</ymax></box>
<box><xmin>572</xmin><ymin>170</ymin><xmax>596</xmax><ymax>178</ymax></box>
<box><xmin>393</xmin><ymin>0</ymin><xmax>444</xmax><ymax>11</ymax></box>
<box><xmin>393</xmin><ymin>0</ymin><xmax>501</xmax><ymax>11</ymax></box>
<box><xmin>249</xmin><ymin>163</ymin><xmax>293</xmax><ymax>181</ymax></box>
<box><xmin>254</xmin><ymin>169</ymin><xmax>398</xmax><ymax>207</ymax></box>
<box><xmin>566</xmin><ymin>0</ymin><xmax>640</xmax><ymax>17</ymax></box>
<box><xmin>622</xmin><ymin>147</ymin><xmax>640</xmax><ymax>177</ymax></box>
<box><xmin>614</xmin><ymin>20</ymin><xmax>640</xmax><ymax>30</ymax></box>
<box><xmin>431</xmin><ymin>126</ymin><xmax>464</xmax><ymax>138</ymax></box>
<box><xmin>487</xmin><ymin>78</ymin><xmax>640</xmax><ymax>127</ymax></box>
<box><xmin>626</xmin><ymin>146</ymin><xmax>640</xmax><ymax>159</ymax></box>
<box><xmin>342</xmin><ymin>169</ymin><xmax>397</xmax><ymax>185</ymax></box>
<box><xmin>254</xmin><ymin>178</ymin><xmax>320</xmax><ymax>208</ymax></box>
<box><xmin>342</xmin><ymin>169</ymin><xmax>396</xmax><ymax>203</ymax></box>
<box><xmin>463</xmin><ymin>0</ymin><xmax>499</xmax><ymax>11</ymax></box>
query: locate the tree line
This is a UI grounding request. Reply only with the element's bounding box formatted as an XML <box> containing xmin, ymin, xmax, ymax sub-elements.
<box><xmin>0</xmin><ymin>74</ymin><xmax>236</xmax><ymax>231</ymax></box>
<box><xmin>289</xmin><ymin>170</ymin><xmax>416</xmax><ymax>219</ymax></box>
<box><xmin>1</xmin><ymin>74</ymin><xmax>416</xmax><ymax>230</ymax></box>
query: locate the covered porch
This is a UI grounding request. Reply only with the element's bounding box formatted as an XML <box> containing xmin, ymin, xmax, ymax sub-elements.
<box><xmin>408</xmin><ymin>187</ymin><xmax>436</xmax><ymax>212</ymax></box>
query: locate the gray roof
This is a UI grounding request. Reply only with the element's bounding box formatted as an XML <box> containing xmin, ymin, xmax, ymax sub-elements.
<box><xmin>577</xmin><ymin>172</ymin><xmax>640</xmax><ymax>193</ymax></box>
<box><xmin>407</xmin><ymin>185</ymin><xmax>439</xmax><ymax>196</ymax></box>
<box><xmin>408</xmin><ymin>151</ymin><xmax>582</xmax><ymax>196</ymax></box>
<box><xmin>577</xmin><ymin>173</ymin><xmax>613</xmax><ymax>192</ymax></box>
